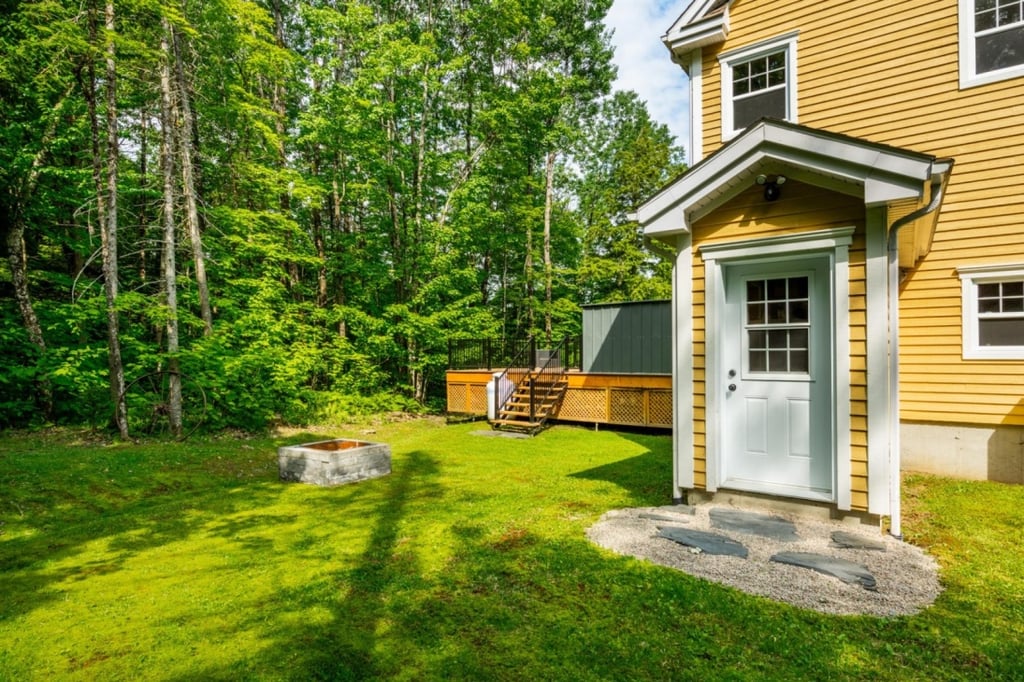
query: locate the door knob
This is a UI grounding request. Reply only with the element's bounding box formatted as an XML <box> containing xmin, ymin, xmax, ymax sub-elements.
<box><xmin>728</xmin><ymin>383</ymin><xmax>737</xmax><ymax>392</ymax></box>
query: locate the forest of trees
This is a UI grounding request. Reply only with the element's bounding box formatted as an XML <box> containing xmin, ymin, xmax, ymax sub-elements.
<box><xmin>0</xmin><ymin>0</ymin><xmax>685</xmax><ymax>434</ymax></box>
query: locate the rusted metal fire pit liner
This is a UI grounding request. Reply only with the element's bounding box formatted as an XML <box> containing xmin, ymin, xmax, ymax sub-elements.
<box><xmin>278</xmin><ymin>439</ymin><xmax>391</xmax><ymax>486</ymax></box>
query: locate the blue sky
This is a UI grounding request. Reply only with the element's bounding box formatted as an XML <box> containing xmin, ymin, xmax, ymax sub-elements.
<box><xmin>605</xmin><ymin>0</ymin><xmax>691</xmax><ymax>158</ymax></box>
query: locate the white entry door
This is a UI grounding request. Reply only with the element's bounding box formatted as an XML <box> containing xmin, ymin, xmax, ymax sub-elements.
<box><xmin>720</xmin><ymin>258</ymin><xmax>833</xmax><ymax>499</ymax></box>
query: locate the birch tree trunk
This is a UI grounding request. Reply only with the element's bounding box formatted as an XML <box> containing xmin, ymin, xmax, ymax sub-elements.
<box><xmin>101</xmin><ymin>0</ymin><xmax>128</xmax><ymax>438</ymax></box>
<box><xmin>543</xmin><ymin>149</ymin><xmax>555</xmax><ymax>345</ymax></box>
<box><xmin>160</xmin><ymin>19</ymin><xmax>183</xmax><ymax>437</ymax></box>
<box><xmin>172</xmin><ymin>26</ymin><xmax>213</xmax><ymax>336</ymax></box>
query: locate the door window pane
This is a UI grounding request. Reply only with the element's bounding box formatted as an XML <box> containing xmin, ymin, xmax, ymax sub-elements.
<box><xmin>745</xmin><ymin>275</ymin><xmax>811</xmax><ymax>374</ymax></box>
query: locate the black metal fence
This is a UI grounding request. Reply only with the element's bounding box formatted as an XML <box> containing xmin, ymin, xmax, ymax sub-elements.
<box><xmin>448</xmin><ymin>336</ymin><xmax>582</xmax><ymax>371</ymax></box>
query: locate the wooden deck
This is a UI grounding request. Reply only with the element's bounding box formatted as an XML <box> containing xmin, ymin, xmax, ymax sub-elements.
<box><xmin>446</xmin><ymin>370</ymin><xmax>672</xmax><ymax>429</ymax></box>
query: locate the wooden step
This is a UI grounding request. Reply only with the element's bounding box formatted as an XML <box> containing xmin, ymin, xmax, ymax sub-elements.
<box><xmin>491</xmin><ymin>419</ymin><xmax>543</xmax><ymax>428</ymax></box>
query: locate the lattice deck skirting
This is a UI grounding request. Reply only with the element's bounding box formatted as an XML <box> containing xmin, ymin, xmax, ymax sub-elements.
<box><xmin>446</xmin><ymin>371</ymin><xmax>672</xmax><ymax>429</ymax></box>
<box><xmin>446</xmin><ymin>382</ymin><xmax>489</xmax><ymax>414</ymax></box>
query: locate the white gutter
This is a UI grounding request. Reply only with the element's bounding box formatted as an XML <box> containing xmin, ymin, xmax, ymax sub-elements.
<box><xmin>884</xmin><ymin>160</ymin><xmax>952</xmax><ymax>539</ymax></box>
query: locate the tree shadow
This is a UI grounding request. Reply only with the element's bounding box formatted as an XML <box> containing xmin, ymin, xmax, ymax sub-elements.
<box><xmin>568</xmin><ymin>430</ymin><xmax>673</xmax><ymax>505</ymax></box>
<box><xmin>164</xmin><ymin>448</ymin><xmax>444</xmax><ymax>680</ymax></box>
<box><xmin>989</xmin><ymin>400</ymin><xmax>1024</xmax><ymax>483</ymax></box>
<box><xmin>0</xmin><ymin>433</ymin><xmax>300</xmax><ymax>624</ymax></box>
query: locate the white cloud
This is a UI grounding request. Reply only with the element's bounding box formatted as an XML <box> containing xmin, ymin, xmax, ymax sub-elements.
<box><xmin>605</xmin><ymin>0</ymin><xmax>691</xmax><ymax>160</ymax></box>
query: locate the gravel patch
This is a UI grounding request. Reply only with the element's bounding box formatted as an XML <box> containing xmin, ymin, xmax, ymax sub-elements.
<box><xmin>586</xmin><ymin>504</ymin><xmax>942</xmax><ymax>617</ymax></box>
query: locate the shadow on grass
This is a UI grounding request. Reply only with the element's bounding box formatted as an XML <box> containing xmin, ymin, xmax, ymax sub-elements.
<box><xmin>0</xmin><ymin>433</ymin><xmax>311</xmax><ymax>625</ymax></box>
<box><xmin>569</xmin><ymin>431</ymin><xmax>673</xmax><ymax>506</ymax></box>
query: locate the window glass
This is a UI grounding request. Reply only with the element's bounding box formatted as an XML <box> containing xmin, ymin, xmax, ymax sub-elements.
<box><xmin>959</xmin><ymin>266</ymin><xmax>1024</xmax><ymax>358</ymax></box>
<box><xmin>731</xmin><ymin>50</ymin><xmax>788</xmax><ymax>130</ymax></box>
<box><xmin>977</xmin><ymin>279</ymin><xmax>1024</xmax><ymax>346</ymax></box>
<box><xmin>745</xmin><ymin>275</ymin><xmax>810</xmax><ymax>374</ymax></box>
<box><xmin>721</xmin><ymin>37</ymin><xmax>796</xmax><ymax>135</ymax></box>
<box><xmin>974</xmin><ymin>0</ymin><xmax>1024</xmax><ymax>73</ymax></box>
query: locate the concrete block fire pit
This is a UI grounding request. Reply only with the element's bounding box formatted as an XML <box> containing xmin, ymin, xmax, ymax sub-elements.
<box><xmin>278</xmin><ymin>439</ymin><xmax>391</xmax><ymax>486</ymax></box>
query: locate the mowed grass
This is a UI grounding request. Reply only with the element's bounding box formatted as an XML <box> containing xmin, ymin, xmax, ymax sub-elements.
<box><xmin>0</xmin><ymin>419</ymin><xmax>1022</xmax><ymax>681</ymax></box>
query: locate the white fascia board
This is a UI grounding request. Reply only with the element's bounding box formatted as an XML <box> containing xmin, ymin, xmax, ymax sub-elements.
<box><xmin>639</xmin><ymin>121</ymin><xmax>936</xmax><ymax>239</ymax></box>
<box><xmin>666</xmin><ymin>0</ymin><xmax>721</xmax><ymax>35</ymax></box>
<box><xmin>762</xmin><ymin>126</ymin><xmax>934</xmax><ymax>181</ymax></box>
<box><xmin>644</xmin><ymin>205</ymin><xmax>688</xmax><ymax>237</ymax></box>
<box><xmin>663</xmin><ymin>13</ymin><xmax>729</xmax><ymax>56</ymax></box>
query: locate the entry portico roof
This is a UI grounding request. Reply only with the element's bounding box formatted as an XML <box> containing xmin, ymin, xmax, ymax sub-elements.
<box><xmin>638</xmin><ymin>118</ymin><xmax>950</xmax><ymax>239</ymax></box>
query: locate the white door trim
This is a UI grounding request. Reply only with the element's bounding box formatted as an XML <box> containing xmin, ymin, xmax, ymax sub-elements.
<box><xmin>700</xmin><ymin>227</ymin><xmax>854</xmax><ymax>508</ymax></box>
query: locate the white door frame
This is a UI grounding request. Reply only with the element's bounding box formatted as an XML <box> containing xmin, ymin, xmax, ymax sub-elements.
<box><xmin>700</xmin><ymin>227</ymin><xmax>854</xmax><ymax>509</ymax></box>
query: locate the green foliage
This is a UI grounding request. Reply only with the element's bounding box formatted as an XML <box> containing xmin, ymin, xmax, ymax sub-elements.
<box><xmin>0</xmin><ymin>305</ymin><xmax>41</xmax><ymax>427</ymax></box>
<box><xmin>1</xmin><ymin>424</ymin><xmax>1022</xmax><ymax>679</ymax></box>
<box><xmin>574</xmin><ymin>91</ymin><xmax>687</xmax><ymax>304</ymax></box>
<box><xmin>0</xmin><ymin>0</ymin><xmax>686</xmax><ymax>431</ymax></box>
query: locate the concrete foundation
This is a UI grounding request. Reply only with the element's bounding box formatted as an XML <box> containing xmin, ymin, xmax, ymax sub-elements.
<box><xmin>683</xmin><ymin>489</ymin><xmax>881</xmax><ymax>529</ymax></box>
<box><xmin>901</xmin><ymin>422</ymin><xmax>1024</xmax><ymax>484</ymax></box>
<box><xmin>278</xmin><ymin>439</ymin><xmax>391</xmax><ymax>486</ymax></box>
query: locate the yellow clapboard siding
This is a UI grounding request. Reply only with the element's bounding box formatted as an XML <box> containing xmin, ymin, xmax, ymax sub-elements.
<box><xmin>852</xmin><ymin>446</ymin><xmax>868</xmax><ymax>466</ymax></box>
<box><xmin>901</xmin><ymin>364</ymin><xmax>1024</xmax><ymax>377</ymax></box>
<box><xmin>903</xmin><ymin>411</ymin><xmax>1024</xmax><ymax>426</ymax></box>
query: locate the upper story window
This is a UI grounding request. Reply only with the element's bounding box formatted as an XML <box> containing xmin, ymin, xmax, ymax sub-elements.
<box><xmin>958</xmin><ymin>263</ymin><xmax>1024</xmax><ymax>359</ymax></box>
<box><xmin>960</xmin><ymin>0</ymin><xmax>1024</xmax><ymax>87</ymax></box>
<box><xmin>719</xmin><ymin>33</ymin><xmax>798</xmax><ymax>139</ymax></box>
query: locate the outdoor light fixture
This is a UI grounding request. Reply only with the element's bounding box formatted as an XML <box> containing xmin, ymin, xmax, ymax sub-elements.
<box><xmin>756</xmin><ymin>174</ymin><xmax>787</xmax><ymax>201</ymax></box>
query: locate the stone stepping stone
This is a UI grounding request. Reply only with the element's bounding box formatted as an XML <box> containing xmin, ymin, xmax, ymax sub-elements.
<box><xmin>640</xmin><ymin>512</ymin><xmax>690</xmax><ymax>524</ymax></box>
<box><xmin>770</xmin><ymin>551</ymin><xmax>877</xmax><ymax>590</ymax></box>
<box><xmin>709</xmin><ymin>508</ymin><xmax>799</xmax><ymax>542</ymax></box>
<box><xmin>640</xmin><ymin>507</ymin><xmax>693</xmax><ymax>524</ymax></box>
<box><xmin>831</xmin><ymin>530</ymin><xmax>886</xmax><ymax>551</ymax></box>
<box><xmin>658</xmin><ymin>527</ymin><xmax>749</xmax><ymax>558</ymax></box>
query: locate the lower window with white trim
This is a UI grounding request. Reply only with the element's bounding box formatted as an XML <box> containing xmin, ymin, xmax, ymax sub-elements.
<box><xmin>959</xmin><ymin>263</ymin><xmax>1024</xmax><ymax>359</ymax></box>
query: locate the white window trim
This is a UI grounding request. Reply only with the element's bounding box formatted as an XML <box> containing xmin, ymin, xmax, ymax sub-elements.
<box><xmin>959</xmin><ymin>0</ymin><xmax>1024</xmax><ymax>88</ymax></box>
<box><xmin>958</xmin><ymin>262</ymin><xmax>1024</xmax><ymax>359</ymax></box>
<box><xmin>719</xmin><ymin>32</ymin><xmax>798</xmax><ymax>141</ymax></box>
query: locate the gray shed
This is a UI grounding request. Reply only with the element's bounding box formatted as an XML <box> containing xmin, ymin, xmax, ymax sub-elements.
<box><xmin>582</xmin><ymin>300</ymin><xmax>671</xmax><ymax>374</ymax></box>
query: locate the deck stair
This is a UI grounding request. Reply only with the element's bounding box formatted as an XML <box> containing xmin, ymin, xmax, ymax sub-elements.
<box><xmin>490</xmin><ymin>336</ymin><xmax>572</xmax><ymax>436</ymax></box>
<box><xmin>492</xmin><ymin>372</ymin><xmax>568</xmax><ymax>434</ymax></box>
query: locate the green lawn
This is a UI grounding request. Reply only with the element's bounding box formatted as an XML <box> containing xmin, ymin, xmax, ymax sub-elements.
<box><xmin>1</xmin><ymin>419</ymin><xmax>1021</xmax><ymax>680</ymax></box>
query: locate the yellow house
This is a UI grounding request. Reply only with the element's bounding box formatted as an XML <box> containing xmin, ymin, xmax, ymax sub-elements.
<box><xmin>639</xmin><ymin>0</ymin><xmax>1024</xmax><ymax>534</ymax></box>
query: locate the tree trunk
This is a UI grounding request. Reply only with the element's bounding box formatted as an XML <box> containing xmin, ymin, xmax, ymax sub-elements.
<box><xmin>5</xmin><ymin>218</ymin><xmax>49</xmax><ymax>403</ymax></box>
<box><xmin>160</xmin><ymin>19</ymin><xmax>183</xmax><ymax>437</ymax></box>
<box><xmin>524</xmin><ymin>161</ymin><xmax>534</xmax><ymax>334</ymax></box>
<box><xmin>98</xmin><ymin>0</ymin><xmax>128</xmax><ymax>438</ymax></box>
<box><xmin>543</xmin><ymin>149</ymin><xmax>555</xmax><ymax>345</ymax></box>
<box><xmin>172</xmin><ymin>26</ymin><xmax>213</xmax><ymax>336</ymax></box>
<box><xmin>137</xmin><ymin>109</ymin><xmax>149</xmax><ymax>283</ymax></box>
<box><xmin>270</xmin><ymin>0</ymin><xmax>300</xmax><ymax>295</ymax></box>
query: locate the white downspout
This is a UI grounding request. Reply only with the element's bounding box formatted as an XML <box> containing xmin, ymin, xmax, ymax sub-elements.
<box><xmin>885</xmin><ymin>161</ymin><xmax>952</xmax><ymax>539</ymax></box>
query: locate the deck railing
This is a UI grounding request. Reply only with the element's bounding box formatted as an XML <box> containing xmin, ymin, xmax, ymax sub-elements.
<box><xmin>492</xmin><ymin>338</ymin><xmax>535</xmax><ymax>418</ymax></box>
<box><xmin>448</xmin><ymin>336</ymin><xmax>582</xmax><ymax>371</ymax></box>
<box><xmin>527</xmin><ymin>335</ymin><xmax>572</xmax><ymax>426</ymax></box>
